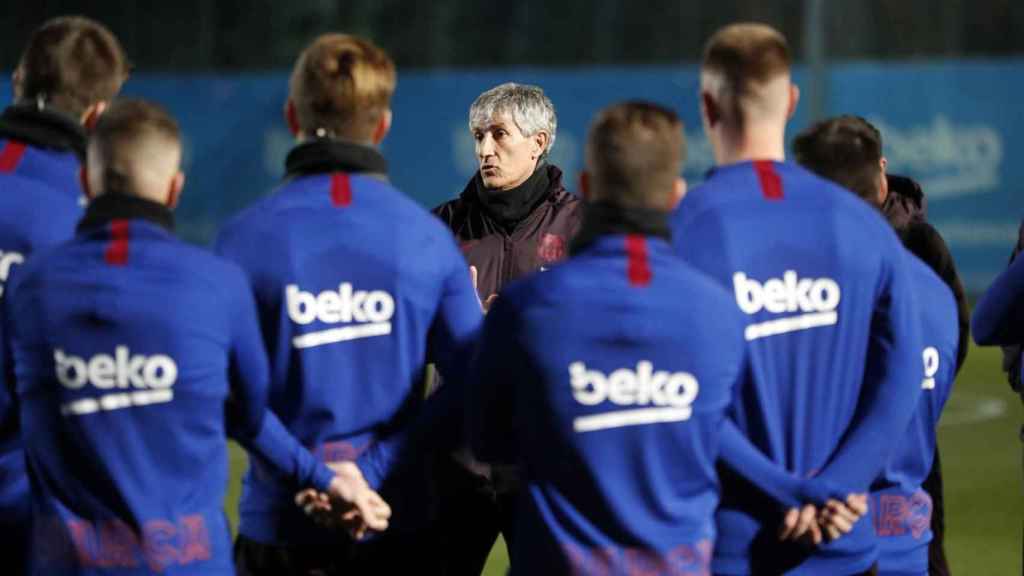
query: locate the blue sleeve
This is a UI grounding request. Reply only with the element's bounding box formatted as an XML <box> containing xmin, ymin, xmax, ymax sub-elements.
<box><xmin>972</xmin><ymin>253</ymin><xmax>1024</xmax><ymax>345</ymax></box>
<box><xmin>358</xmin><ymin>251</ymin><xmax>482</xmax><ymax>488</ymax></box>
<box><xmin>222</xmin><ymin>267</ymin><xmax>335</xmax><ymax>492</ymax></box>
<box><xmin>466</xmin><ymin>294</ymin><xmax>522</xmax><ymax>464</ymax></box>
<box><xmin>816</xmin><ymin>248</ymin><xmax>923</xmax><ymax>492</ymax></box>
<box><xmin>0</xmin><ymin>300</ymin><xmax>15</xmax><ymax>439</ymax></box>
<box><xmin>247</xmin><ymin>410</ymin><xmax>335</xmax><ymax>492</ymax></box>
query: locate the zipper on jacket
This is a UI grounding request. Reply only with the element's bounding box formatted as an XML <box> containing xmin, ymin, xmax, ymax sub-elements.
<box><xmin>500</xmin><ymin>236</ymin><xmax>514</xmax><ymax>288</ymax></box>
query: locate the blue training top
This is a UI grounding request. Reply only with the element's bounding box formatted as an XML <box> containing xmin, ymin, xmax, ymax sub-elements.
<box><xmin>1</xmin><ymin>201</ymin><xmax>332</xmax><ymax>575</ymax></box>
<box><xmin>469</xmin><ymin>232</ymin><xmax>745</xmax><ymax>576</ymax></box>
<box><xmin>215</xmin><ymin>152</ymin><xmax>483</xmax><ymax>546</ymax></box>
<box><xmin>870</xmin><ymin>252</ymin><xmax>958</xmax><ymax>576</ymax></box>
<box><xmin>670</xmin><ymin>160</ymin><xmax>922</xmax><ymax>575</ymax></box>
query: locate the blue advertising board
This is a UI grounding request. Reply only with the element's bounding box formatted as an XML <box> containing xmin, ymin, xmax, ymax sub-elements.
<box><xmin>1</xmin><ymin>60</ymin><xmax>1019</xmax><ymax>290</ymax></box>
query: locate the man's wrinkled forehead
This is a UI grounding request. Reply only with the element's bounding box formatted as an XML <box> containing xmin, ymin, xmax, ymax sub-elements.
<box><xmin>470</xmin><ymin>111</ymin><xmax>515</xmax><ymax>132</ymax></box>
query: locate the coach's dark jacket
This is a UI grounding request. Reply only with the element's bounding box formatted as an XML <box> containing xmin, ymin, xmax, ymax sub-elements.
<box><xmin>433</xmin><ymin>163</ymin><xmax>581</xmax><ymax>300</ymax></box>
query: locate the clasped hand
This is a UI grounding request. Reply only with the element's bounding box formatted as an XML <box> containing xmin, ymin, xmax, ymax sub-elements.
<box><xmin>294</xmin><ymin>461</ymin><xmax>392</xmax><ymax>540</ymax></box>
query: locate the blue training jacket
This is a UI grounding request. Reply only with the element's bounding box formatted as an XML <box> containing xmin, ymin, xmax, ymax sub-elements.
<box><xmin>670</xmin><ymin>160</ymin><xmax>922</xmax><ymax>575</ymax></box>
<box><xmin>214</xmin><ymin>140</ymin><xmax>482</xmax><ymax>546</ymax></box>
<box><xmin>0</xmin><ymin>193</ymin><xmax>336</xmax><ymax>575</ymax></box>
<box><xmin>870</xmin><ymin>253</ymin><xmax>958</xmax><ymax>576</ymax></box>
<box><xmin>0</xmin><ymin>117</ymin><xmax>86</xmax><ymax>568</ymax></box>
<box><xmin>468</xmin><ymin>230</ymin><xmax>745</xmax><ymax>576</ymax></box>
<box><xmin>973</xmin><ymin>244</ymin><xmax>1024</xmax><ymax>346</ymax></box>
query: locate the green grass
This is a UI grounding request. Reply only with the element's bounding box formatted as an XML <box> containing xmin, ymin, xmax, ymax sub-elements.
<box><xmin>225</xmin><ymin>343</ymin><xmax>1021</xmax><ymax>575</ymax></box>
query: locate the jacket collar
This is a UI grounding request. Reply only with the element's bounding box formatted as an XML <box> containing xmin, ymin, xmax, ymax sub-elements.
<box><xmin>0</xmin><ymin>102</ymin><xmax>87</xmax><ymax>161</ymax></box>
<box><xmin>461</xmin><ymin>164</ymin><xmax>566</xmax><ymax>233</ymax></box>
<box><xmin>77</xmin><ymin>194</ymin><xmax>175</xmax><ymax>234</ymax></box>
<box><xmin>569</xmin><ymin>200</ymin><xmax>671</xmax><ymax>256</ymax></box>
<box><xmin>284</xmin><ymin>138</ymin><xmax>388</xmax><ymax>179</ymax></box>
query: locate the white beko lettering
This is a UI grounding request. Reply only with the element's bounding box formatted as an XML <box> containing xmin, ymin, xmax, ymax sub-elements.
<box><xmin>54</xmin><ymin>347</ymin><xmax>177</xmax><ymax>416</ymax></box>
<box><xmin>922</xmin><ymin>346</ymin><xmax>940</xmax><ymax>390</ymax></box>
<box><xmin>286</xmin><ymin>283</ymin><xmax>395</xmax><ymax>349</ymax></box>
<box><xmin>732</xmin><ymin>271</ymin><xmax>841</xmax><ymax>341</ymax></box>
<box><xmin>569</xmin><ymin>361</ymin><xmax>700</xmax><ymax>433</ymax></box>
<box><xmin>0</xmin><ymin>250</ymin><xmax>25</xmax><ymax>298</ymax></box>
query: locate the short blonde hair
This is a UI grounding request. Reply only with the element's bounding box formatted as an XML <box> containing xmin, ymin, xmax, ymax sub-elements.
<box><xmin>289</xmin><ymin>33</ymin><xmax>396</xmax><ymax>141</ymax></box>
<box><xmin>702</xmin><ymin>23</ymin><xmax>792</xmax><ymax>129</ymax></box>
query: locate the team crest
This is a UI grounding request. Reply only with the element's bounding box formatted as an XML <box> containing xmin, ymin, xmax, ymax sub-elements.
<box><xmin>537</xmin><ymin>233</ymin><xmax>566</xmax><ymax>264</ymax></box>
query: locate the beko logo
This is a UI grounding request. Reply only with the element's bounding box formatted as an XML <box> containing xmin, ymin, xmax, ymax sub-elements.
<box><xmin>286</xmin><ymin>283</ymin><xmax>395</xmax><ymax>349</ymax></box>
<box><xmin>732</xmin><ymin>271</ymin><xmax>841</xmax><ymax>341</ymax></box>
<box><xmin>0</xmin><ymin>250</ymin><xmax>25</xmax><ymax>298</ymax></box>
<box><xmin>54</xmin><ymin>347</ymin><xmax>177</xmax><ymax>416</ymax></box>
<box><xmin>568</xmin><ymin>361</ymin><xmax>700</xmax><ymax>433</ymax></box>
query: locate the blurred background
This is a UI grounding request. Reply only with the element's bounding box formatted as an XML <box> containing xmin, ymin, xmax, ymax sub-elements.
<box><xmin>2</xmin><ymin>1</ymin><xmax>1021</xmax><ymax>573</ymax></box>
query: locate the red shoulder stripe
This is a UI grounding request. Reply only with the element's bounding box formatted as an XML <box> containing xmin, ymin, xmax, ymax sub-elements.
<box><xmin>0</xmin><ymin>141</ymin><xmax>28</xmax><ymax>173</ymax></box>
<box><xmin>330</xmin><ymin>173</ymin><xmax>352</xmax><ymax>207</ymax></box>
<box><xmin>753</xmin><ymin>160</ymin><xmax>784</xmax><ymax>200</ymax></box>
<box><xmin>105</xmin><ymin>220</ymin><xmax>130</xmax><ymax>266</ymax></box>
<box><xmin>626</xmin><ymin>234</ymin><xmax>652</xmax><ymax>287</ymax></box>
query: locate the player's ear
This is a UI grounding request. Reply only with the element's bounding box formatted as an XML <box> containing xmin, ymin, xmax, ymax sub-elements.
<box><xmin>82</xmin><ymin>101</ymin><xmax>108</xmax><ymax>130</ymax></box>
<box><xmin>166</xmin><ymin>171</ymin><xmax>185</xmax><ymax>209</ymax></box>
<box><xmin>700</xmin><ymin>90</ymin><xmax>720</xmax><ymax>129</ymax></box>
<box><xmin>786</xmin><ymin>84</ymin><xmax>800</xmax><ymax>120</ymax></box>
<box><xmin>285</xmin><ymin>99</ymin><xmax>301</xmax><ymax>138</ymax></box>
<box><xmin>372</xmin><ymin>109</ymin><xmax>392</xmax><ymax>145</ymax></box>
<box><xmin>878</xmin><ymin>157</ymin><xmax>889</xmax><ymax>206</ymax></box>
<box><xmin>668</xmin><ymin>177</ymin><xmax>687</xmax><ymax>210</ymax></box>
<box><xmin>579</xmin><ymin>171</ymin><xmax>593</xmax><ymax>202</ymax></box>
<box><xmin>11</xmin><ymin>67</ymin><xmax>23</xmax><ymax>99</ymax></box>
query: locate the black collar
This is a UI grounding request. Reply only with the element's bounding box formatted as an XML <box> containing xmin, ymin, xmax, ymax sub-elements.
<box><xmin>77</xmin><ymin>194</ymin><xmax>175</xmax><ymax>234</ymax></box>
<box><xmin>474</xmin><ymin>163</ymin><xmax>553</xmax><ymax>232</ymax></box>
<box><xmin>0</xmin><ymin>103</ymin><xmax>87</xmax><ymax>161</ymax></box>
<box><xmin>569</xmin><ymin>201</ymin><xmax>671</xmax><ymax>255</ymax></box>
<box><xmin>285</xmin><ymin>138</ymin><xmax>388</xmax><ymax>179</ymax></box>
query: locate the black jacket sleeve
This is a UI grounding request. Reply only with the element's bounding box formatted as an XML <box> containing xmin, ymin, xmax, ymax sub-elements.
<box><xmin>999</xmin><ymin>221</ymin><xmax>1024</xmax><ymax>393</ymax></box>
<box><xmin>900</xmin><ymin>221</ymin><xmax>970</xmax><ymax>374</ymax></box>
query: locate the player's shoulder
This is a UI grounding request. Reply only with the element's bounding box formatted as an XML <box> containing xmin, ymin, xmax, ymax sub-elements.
<box><xmin>906</xmin><ymin>249</ymin><xmax>956</xmax><ymax>309</ymax></box>
<box><xmin>0</xmin><ymin>170</ymin><xmax>80</xmax><ymax>213</ymax></box>
<box><xmin>157</xmin><ymin>236</ymin><xmax>254</xmax><ymax>305</ymax></box>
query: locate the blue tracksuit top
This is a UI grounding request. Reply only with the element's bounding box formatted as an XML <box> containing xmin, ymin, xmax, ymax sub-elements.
<box><xmin>0</xmin><ymin>133</ymin><xmax>84</xmax><ymax>558</ymax></box>
<box><xmin>870</xmin><ymin>253</ymin><xmax>958</xmax><ymax>576</ymax></box>
<box><xmin>214</xmin><ymin>143</ymin><xmax>483</xmax><ymax>545</ymax></box>
<box><xmin>973</xmin><ymin>245</ymin><xmax>1024</xmax><ymax>346</ymax></box>
<box><xmin>468</xmin><ymin>233</ymin><xmax>745</xmax><ymax>576</ymax></box>
<box><xmin>670</xmin><ymin>160</ymin><xmax>922</xmax><ymax>575</ymax></box>
<box><xmin>0</xmin><ymin>196</ymin><xmax>334</xmax><ymax>575</ymax></box>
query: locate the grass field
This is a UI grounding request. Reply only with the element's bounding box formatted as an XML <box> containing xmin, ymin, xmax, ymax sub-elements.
<box><xmin>225</xmin><ymin>343</ymin><xmax>1022</xmax><ymax>575</ymax></box>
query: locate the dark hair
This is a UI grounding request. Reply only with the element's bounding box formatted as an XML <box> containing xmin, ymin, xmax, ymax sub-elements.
<box><xmin>289</xmin><ymin>33</ymin><xmax>396</xmax><ymax>141</ymax></box>
<box><xmin>90</xmin><ymin>99</ymin><xmax>180</xmax><ymax>195</ymax></box>
<box><xmin>17</xmin><ymin>16</ymin><xmax>129</xmax><ymax>118</ymax></box>
<box><xmin>792</xmin><ymin>115</ymin><xmax>884</xmax><ymax>203</ymax></box>
<box><xmin>702</xmin><ymin>23</ymin><xmax>791</xmax><ymax>129</ymax></box>
<box><xmin>585</xmin><ymin>100</ymin><xmax>686</xmax><ymax>209</ymax></box>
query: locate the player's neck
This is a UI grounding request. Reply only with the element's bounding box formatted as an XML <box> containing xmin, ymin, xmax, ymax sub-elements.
<box><xmin>715</xmin><ymin>125</ymin><xmax>786</xmax><ymax>166</ymax></box>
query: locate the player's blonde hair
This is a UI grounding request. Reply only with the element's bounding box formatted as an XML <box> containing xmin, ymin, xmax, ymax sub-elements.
<box><xmin>702</xmin><ymin>23</ymin><xmax>792</xmax><ymax>130</ymax></box>
<box><xmin>289</xmin><ymin>33</ymin><xmax>396</xmax><ymax>142</ymax></box>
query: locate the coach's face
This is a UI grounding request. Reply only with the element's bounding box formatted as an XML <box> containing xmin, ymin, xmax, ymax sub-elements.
<box><xmin>473</xmin><ymin>114</ymin><xmax>544</xmax><ymax>191</ymax></box>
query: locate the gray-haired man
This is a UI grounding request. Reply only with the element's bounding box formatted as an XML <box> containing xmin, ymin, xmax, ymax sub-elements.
<box><xmin>432</xmin><ymin>82</ymin><xmax>581</xmax><ymax>574</ymax></box>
